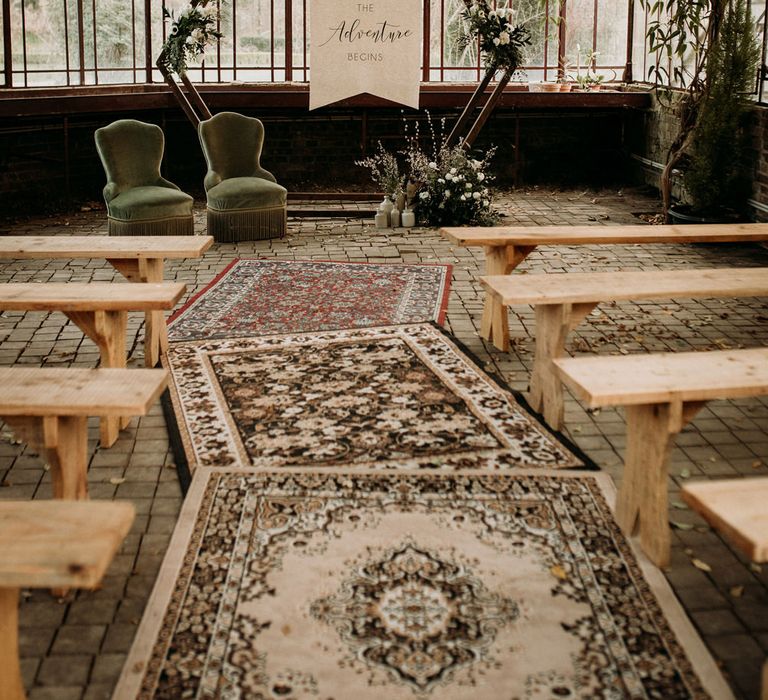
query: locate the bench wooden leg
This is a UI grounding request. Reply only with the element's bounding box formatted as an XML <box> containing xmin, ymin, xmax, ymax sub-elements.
<box><xmin>3</xmin><ymin>416</ymin><xmax>89</xmax><ymax>501</ymax></box>
<box><xmin>616</xmin><ymin>401</ymin><xmax>704</xmax><ymax>569</ymax></box>
<box><xmin>527</xmin><ymin>302</ymin><xmax>596</xmax><ymax>431</ymax></box>
<box><xmin>108</xmin><ymin>257</ymin><xmax>168</xmax><ymax>368</ymax></box>
<box><xmin>66</xmin><ymin>310</ymin><xmax>128</xmax><ymax>448</ymax></box>
<box><xmin>0</xmin><ymin>587</ymin><xmax>24</xmax><ymax>700</ymax></box>
<box><xmin>762</xmin><ymin>659</ymin><xmax>768</xmax><ymax>700</ymax></box>
<box><xmin>479</xmin><ymin>245</ymin><xmax>535</xmax><ymax>351</ymax></box>
<box><xmin>616</xmin><ymin>403</ymin><xmax>675</xmax><ymax>568</ymax></box>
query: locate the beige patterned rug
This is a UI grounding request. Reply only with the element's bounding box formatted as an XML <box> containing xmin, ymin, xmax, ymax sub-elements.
<box><xmin>115</xmin><ymin>469</ymin><xmax>732</xmax><ymax>699</ymax></box>
<box><xmin>163</xmin><ymin>323</ymin><xmax>583</xmax><ymax>478</ymax></box>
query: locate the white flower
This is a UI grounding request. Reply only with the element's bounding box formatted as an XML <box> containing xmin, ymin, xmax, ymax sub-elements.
<box><xmin>444</xmin><ymin>190</ymin><xmax>451</xmax><ymax>198</ymax></box>
<box><xmin>498</xmin><ymin>31</ymin><xmax>510</xmax><ymax>46</ymax></box>
<box><xmin>456</xmin><ymin>174</ymin><xmax>464</xmax><ymax>181</ymax></box>
<box><xmin>470</xmin><ymin>159</ymin><xmax>482</xmax><ymax>170</ymax></box>
<box><xmin>477</xmin><ymin>172</ymin><xmax>485</xmax><ymax>181</ymax></box>
<box><xmin>438</xmin><ymin>178</ymin><xmax>445</xmax><ymax>184</ymax></box>
<box><xmin>493</xmin><ymin>37</ymin><xmax>500</xmax><ymax>46</ymax></box>
<box><xmin>186</xmin><ymin>35</ymin><xmax>196</xmax><ymax>45</ymax></box>
<box><xmin>191</xmin><ymin>28</ymin><xmax>206</xmax><ymax>44</ymax></box>
<box><xmin>419</xmin><ymin>191</ymin><xmax>430</xmax><ymax>200</ymax></box>
<box><xmin>488</xmin><ymin>9</ymin><xmax>496</xmax><ymax>17</ymax></box>
<box><xmin>428</xmin><ymin>162</ymin><xmax>438</xmax><ymax>170</ymax></box>
<box><xmin>473</xmin><ymin>192</ymin><xmax>481</xmax><ymax>200</ymax></box>
<box><xmin>201</xmin><ymin>3</ymin><xmax>218</xmax><ymax>18</ymax></box>
<box><xmin>465</xmin><ymin>182</ymin><xmax>472</xmax><ymax>189</ymax></box>
<box><xmin>445</xmin><ymin>173</ymin><xmax>453</xmax><ymax>181</ymax></box>
<box><xmin>460</xmin><ymin>194</ymin><xmax>466</xmax><ymax>201</ymax></box>
<box><xmin>450</xmin><ymin>168</ymin><xmax>457</xmax><ymax>175</ymax></box>
<box><xmin>483</xmin><ymin>199</ymin><xmax>490</xmax><ymax>206</ymax></box>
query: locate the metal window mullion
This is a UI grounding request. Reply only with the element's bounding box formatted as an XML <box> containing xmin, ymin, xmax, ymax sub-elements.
<box><xmin>303</xmin><ymin>0</ymin><xmax>307</xmax><ymax>81</ymax></box>
<box><xmin>144</xmin><ymin>0</ymin><xmax>151</xmax><ymax>83</ymax></box>
<box><xmin>1</xmin><ymin>0</ymin><xmax>10</xmax><ymax>86</ymax></box>
<box><xmin>285</xmin><ymin>0</ymin><xmax>292</xmax><ymax>81</ymax></box>
<box><xmin>270</xmin><ymin>0</ymin><xmax>275</xmax><ymax>81</ymax></box>
<box><xmin>21</xmin><ymin>0</ymin><xmax>28</xmax><ymax>86</ymax></box>
<box><xmin>92</xmin><ymin>0</ymin><xmax>98</xmax><ymax>83</ymax></box>
<box><xmin>421</xmin><ymin>0</ymin><xmax>430</xmax><ymax>82</ymax></box>
<box><xmin>232</xmin><ymin>0</ymin><xmax>238</xmax><ymax>81</ymax></box>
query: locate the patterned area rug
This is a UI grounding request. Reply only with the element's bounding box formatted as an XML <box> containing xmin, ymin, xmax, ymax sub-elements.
<box><xmin>167</xmin><ymin>259</ymin><xmax>452</xmax><ymax>342</ymax></box>
<box><xmin>115</xmin><ymin>469</ymin><xmax>732</xmax><ymax>699</ymax></box>
<box><xmin>164</xmin><ymin>323</ymin><xmax>582</xmax><ymax>474</ymax></box>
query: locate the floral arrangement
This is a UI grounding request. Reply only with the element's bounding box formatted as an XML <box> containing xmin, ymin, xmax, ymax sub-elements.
<box><xmin>159</xmin><ymin>1</ymin><xmax>222</xmax><ymax>75</ymax></box>
<box><xmin>356</xmin><ymin>143</ymin><xmax>404</xmax><ymax>202</ymax></box>
<box><xmin>460</xmin><ymin>0</ymin><xmax>531</xmax><ymax>73</ymax></box>
<box><xmin>356</xmin><ymin>115</ymin><xmax>497</xmax><ymax>227</ymax></box>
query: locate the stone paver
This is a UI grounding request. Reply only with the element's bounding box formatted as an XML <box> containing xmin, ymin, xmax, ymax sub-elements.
<box><xmin>1</xmin><ymin>187</ymin><xmax>767</xmax><ymax>699</ymax></box>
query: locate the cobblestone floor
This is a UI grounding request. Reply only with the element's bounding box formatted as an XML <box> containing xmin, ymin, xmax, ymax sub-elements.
<box><xmin>1</xmin><ymin>186</ymin><xmax>767</xmax><ymax>699</ymax></box>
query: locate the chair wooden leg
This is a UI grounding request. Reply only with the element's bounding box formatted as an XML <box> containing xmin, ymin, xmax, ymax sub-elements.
<box><xmin>66</xmin><ymin>310</ymin><xmax>128</xmax><ymax>447</ymax></box>
<box><xmin>616</xmin><ymin>403</ymin><xmax>676</xmax><ymax>569</ymax></box>
<box><xmin>0</xmin><ymin>587</ymin><xmax>24</xmax><ymax>700</ymax></box>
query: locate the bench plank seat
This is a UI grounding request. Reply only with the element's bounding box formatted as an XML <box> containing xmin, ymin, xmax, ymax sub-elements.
<box><xmin>443</xmin><ymin>222</ymin><xmax>768</xmax><ymax>247</ymax></box>
<box><xmin>682</xmin><ymin>478</ymin><xmax>768</xmax><ymax>563</ymax></box>
<box><xmin>682</xmin><ymin>477</ymin><xmax>768</xmax><ymax>700</ymax></box>
<box><xmin>553</xmin><ymin>348</ymin><xmax>768</xmax><ymax>569</ymax></box>
<box><xmin>482</xmin><ymin>269</ymin><xmax>768</xmax><ymax>428</ymax></box>
<box><xmin>0</xmin><ymin>283</ymin><xmax>185</xmax><ymax>446</ymax></box>
<box><xmin>0</xmin><ymin>235</ymin><xmax>213</xmax><ymax>259</ymax></box>
<box><xmin>0</xmin><ymin>500</ymin><xmax>134</xmax><ymax>700</ymax></box>
<box><xmin>0</xmin><ymin>282</ymin><xmax>185</xmax><ymax>311</ymax></box>
<box><xmin>0</xmin><ymin>368</ymin><xmax>168</xmax><ymax>500</ymax></box>
<box><xmin>554</xmin><ymin>348</ymin><xmax>768</xmax><ymax>408</ymax></box>
<box><xmin>441</xmin><ymin>223</ymin><xmax>768</xmax><ymax>350</ymax></box>
<box><xmin>0</xmin><ymin>500</ymin><xmax>135</xmax><ymax>588</ymax></box>
<box><xmin>0</xmin><ymin>235</ymin><xmax>212</xmax><ymax>368</ymax></box>
<box><xmin>483</xmin><ymin>268</ymin><xmax>768</xmax><ymax>306</ymax></box>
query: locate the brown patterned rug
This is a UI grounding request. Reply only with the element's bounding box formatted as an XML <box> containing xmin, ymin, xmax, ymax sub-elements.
<box><xmin>115</xmin><ymin>469</ymin><xmax>732</xmax><ymax>699</ymax></box>
<box><xmin>163</xmin><ymin>323</ymin><xmax>583</xmax><ymax>478</ymax></box>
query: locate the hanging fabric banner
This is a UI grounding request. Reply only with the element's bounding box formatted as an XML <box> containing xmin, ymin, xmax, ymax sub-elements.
<box><xmin>309</xmin><ymin>0</ymin><xmax>422</xmax><ymax>110</ymax></box>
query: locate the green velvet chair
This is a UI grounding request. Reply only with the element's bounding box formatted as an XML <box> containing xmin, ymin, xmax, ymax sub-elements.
<box><xmin>198</xmin><ymin>112</ymin><xmax>287</xmax><ymax>242</ymax></box>
<box><xmin>94</xmin><ymin>120</ymin><xmax>194</xmax><ymax>236</ymax></box>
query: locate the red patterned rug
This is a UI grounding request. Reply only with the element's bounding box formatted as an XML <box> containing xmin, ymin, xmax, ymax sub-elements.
<box><xmin>167</xmin><ymin>259</ymin><xmax>452</xmax><ymax>342</ymax></box>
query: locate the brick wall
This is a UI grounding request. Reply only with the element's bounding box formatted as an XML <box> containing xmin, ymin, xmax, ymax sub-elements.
<box><xmin>0</xmin><ymin>104</ymin><xmax>635</xmax><ymax>217</ymax></box>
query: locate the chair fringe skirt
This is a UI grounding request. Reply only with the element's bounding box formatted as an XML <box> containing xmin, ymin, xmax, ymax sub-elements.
<box><xmin>108</xmin><ymin>215</ymin><xmax>194</xmax><ymax>236</ymax></box>
<box><xmin>207</xmin><ymin>205</ymin><xmax>287</xmax><ymax>242</ymax></box>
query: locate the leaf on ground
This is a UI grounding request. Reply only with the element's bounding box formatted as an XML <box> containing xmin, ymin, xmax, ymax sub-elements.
<box><xmin>729</xmin><ymin>585</ymin><xmax>744</xmax><ymax>598</ymax></box>
<box><xmin>109</xmin><ymin>477</ymin><xmax>126</xmax><ymax>485</ymax></box>
<box><xmin>752</xmin><ymin>460</ymin><xmax>763</xmax><ymax>470</ymax></box>
<box><xmin>750</xmin><ymin>563</ymin><xmax>762</xmax><ymax>574</ymax></box>
<box><xmin>679</xmin><ymin>469</ymin><xmax>691</xmax><ymax>479</ymax></box>
<box><xmin>671</xmin><ymin>500</ymin><xmax>688</xmax><ymax>510</ymax></box>
<box><xmin>550</xmin><ymin>564</ymin><xmax>568</xmax><ymax>580</ymax></box>
<box><xmin>691</xmin><ymin>558</ymin><xmax>712</xmax><ymax>572</ymax></box>
<box><xmin>671</xmin><ymin>521</ymin><xmax>694</xmax><ymax>530</ymax></box>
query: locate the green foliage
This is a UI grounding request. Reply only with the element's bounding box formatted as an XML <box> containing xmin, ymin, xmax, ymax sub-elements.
<box><xmin>459</xmin><ymin>0</ymin><xmax>531</xmax><ymax>73</ymax></box>
<box><xmin>356</xmin><ymin>143</ymin><xmax>404</xmax><ymax>199</ymax></box>
<box><xmin>159</xmin><ymin>1</ymin><xmax>223</xmax><ymax>75</ymax></box>
<box><xmin>683</xmin><ymin>0</ymin><xmax>760</xmax><ymax>215</ymax></box>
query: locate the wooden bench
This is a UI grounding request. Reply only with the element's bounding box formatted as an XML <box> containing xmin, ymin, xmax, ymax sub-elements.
<box><xmin>0</xmin><ymin>500</ymin><xmax>134</xmax><ymax>700</ymax></box>
<box><xmin>0</xmin><ymin>367</ymin><xmax>168</xmax><ymax>497</ymax></box>
<box><xmin>441</xmin><ymin>223</ymin><xmax>768</xmax><ymax>351</ymax></box>
<box><xmin>0</xmin><ymin>282</ymin><xmax>184</xmax><ymax>446</ymax></box>
<box><xmin>682</xmin><ymin>478</ymin><xmax>768</xmax><ymax>700</ymax></box>
<box><xmin>0</xmin><ymin>236</ymin><xmax>213</xmax><ymax>367</ymax></box>
<box><xmin>553</xmin><ymin>347</ymin><xmax>768</xmax><ymax>568</ymax></box>
<box><xmin>481</xmin><ymin>267</ymin><xmax>768</xmax><ymax>429</ymax></box>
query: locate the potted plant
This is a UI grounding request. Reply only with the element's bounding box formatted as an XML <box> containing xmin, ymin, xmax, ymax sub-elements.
<box><xmin>644</xmin><ymin>0</ymin><xmax>760</xmax><ymax>223</ymax></box>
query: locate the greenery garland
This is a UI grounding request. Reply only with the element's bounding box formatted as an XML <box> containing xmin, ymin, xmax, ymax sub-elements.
<box><xmin>159</xmin><ymin>1</ymin><xmax>222</xmax><ymax>75</ymax></box>
<box><xmin>459</xmin><ymin>0</ymin><xmax>531</xmax><ymax>73</ymax></box>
